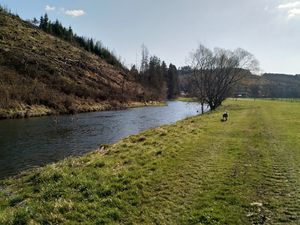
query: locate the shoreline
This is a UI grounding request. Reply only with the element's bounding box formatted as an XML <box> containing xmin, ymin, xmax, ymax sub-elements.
<box><xmin>2</xmin><ymin>99</ymin><xmax>300</xmax><ymax>223</ymax></box>
<box><xmin>0</xmin><ymin>101</ymin><xmax>166</xmax><ymax>120</ymax></box>
<box><xmin>0</xmin><ymin>101</ymin><xmax>207</xmax><ymax>181</ymax></box>
<box><xmin>0</xmin><ymin>100</ymin><xmax>202</xmax><ymax>180</ymax></box>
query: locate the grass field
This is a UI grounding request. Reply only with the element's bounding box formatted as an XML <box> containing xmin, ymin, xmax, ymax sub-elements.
<box><xmin>1</xmin><ymin>99</ymin><xmax>300</xmax><ymax>224</ymax></box>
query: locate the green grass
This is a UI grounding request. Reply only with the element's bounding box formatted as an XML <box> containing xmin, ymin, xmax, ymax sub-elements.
<box><xmin>176</xmin><ymin>97</ymin><xmax>197</xmax><ymax>102</ymax></box>
<box><xmin>1</xmin><ymin>99</ymin><xmax>300</xmax><ymax>224</ymax></box>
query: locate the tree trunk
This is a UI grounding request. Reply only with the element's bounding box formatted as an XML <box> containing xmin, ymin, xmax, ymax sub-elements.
<box><xmin>209</xmin><ymin>103</ymin><xmax>215</xmax><ymax>110</ymax></box>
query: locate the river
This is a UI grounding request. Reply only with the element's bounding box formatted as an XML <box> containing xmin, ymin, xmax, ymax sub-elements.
<box><xmin>0</xmin><ymin>101</ymin><xmax>208</xmax><ymax>178</ymax></box>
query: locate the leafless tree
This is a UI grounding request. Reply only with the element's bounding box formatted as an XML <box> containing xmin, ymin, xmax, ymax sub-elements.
<box><xmin>140</xmin><ymin>44</ymin><xmax>149</xmax><ymax>73</ymax></box>
<box><xmin>189</xmin><ymin>44</ymin><xmax>259</xmax><ymax>111</ymax></box>
<box><xmin>189</xmin><ymin>45</ymin><xmax>212</xmax><ymax>113</ymax></box>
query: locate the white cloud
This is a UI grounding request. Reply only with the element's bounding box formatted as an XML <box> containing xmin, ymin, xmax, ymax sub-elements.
<box><xmin>278</xmin><ymin>1</ymin><xmax>300</xmax><ymax>9</ymax></box>
<box><xmin>45</xmin><ymin>5</ymin><xmax>56</xmax><ymax>11</ymax></box>
<box><xmin>65</xmin><ymin>9</ymin><xmax>85</xmax><ymax>17</ymax></box>
<box><xmin>44</xmin><ymin>5</ymin><xmax>86</xmax><ymax>17</ymax></box>
<box><xmin>277</xmin><ymin>1</ymin><xmax>300</xmax><ymax>18</ymax></box>
<box><xmin>288</xmin><ymin>7</ymin><xmax>300</xmax><ymax>17</ymax></box>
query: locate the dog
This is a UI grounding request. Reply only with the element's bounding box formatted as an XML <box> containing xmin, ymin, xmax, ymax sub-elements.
<box><xmin>222</xmin><ymin>112</ymin><xmax>228</xmax><ymax>121</ymax></box>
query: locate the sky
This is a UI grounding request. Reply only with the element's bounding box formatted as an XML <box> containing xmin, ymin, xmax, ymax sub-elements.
<box><xmin>1</xmin><ymin>0</ymin><xmax>300</xmax><ymax>74</ymax></box>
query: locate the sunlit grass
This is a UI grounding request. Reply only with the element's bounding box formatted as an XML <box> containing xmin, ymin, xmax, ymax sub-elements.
<box><xmin>1</xmin><ymin>99</ymin><xmax>300</xmax><ymax>224</ymax></box>
<box><xmin>176</xmin><ymin>97</ymin><xmax>197</xmax><ymax>102</ymax></box>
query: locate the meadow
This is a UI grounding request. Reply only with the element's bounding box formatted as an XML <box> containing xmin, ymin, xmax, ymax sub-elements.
<box><xmin>1</xmin><ymin>99</ymin><xmax>300</xmax><ymax>224</ymax></box>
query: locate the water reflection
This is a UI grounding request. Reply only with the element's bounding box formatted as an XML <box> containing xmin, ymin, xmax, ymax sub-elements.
<box><xmin>0</xmin><ymin>101</ymin><xmax>208</xmax><ymax>178</ymax></box>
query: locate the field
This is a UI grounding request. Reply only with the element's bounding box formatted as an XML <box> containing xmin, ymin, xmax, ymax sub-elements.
<box><xmin>1</xmin><ymin>99</ymin><xmax>300</xmax><ymax>224</ymax></box>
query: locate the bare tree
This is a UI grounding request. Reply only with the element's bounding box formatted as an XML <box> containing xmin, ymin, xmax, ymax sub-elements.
<box><xmin>189</xmin><ymin>44</ymin><xmax>259</xmax><ymax>111</ymax></box>
<box><xmin>189</xmin><ymin>45</ymin><xmax>212</xmax><ymax>113</ymax></box>
<box><xmin>140</xmin><ymin>44</ymin><xmax>149</xmax><ymax>73</ymax></box>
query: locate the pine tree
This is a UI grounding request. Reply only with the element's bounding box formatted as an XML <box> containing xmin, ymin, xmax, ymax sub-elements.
<box><xmin>130</xmin><ymin>65</ymin><xmax>139</xmax><ymax>82</ymax></box>
<box><xmin>167</xmin><ymin>64</ymin><xmax>179</xmax><ymax>99</ymax></box>
<box><xmin>32</xmin><ymin>17</ymin><xmax>39</xmax><ymax>26</ymax></box>
<box><xmin>161</xmin><ymin>61</ymin><xmax>168</xmax><ymax>83</ymax></box>
<box><xmin>39</xmin><ymin>16</ymin><xmax>44</xmax><ymax>29</ymax></box>
<box><xmin>36</xmin><ymin>14</ymin><xmax>124</xmax><ymax>69</ymax></box>
<box><xmin>68</xmin><ymin>26</ymin><xmax>73</xmax><ymax>41</ymax></box>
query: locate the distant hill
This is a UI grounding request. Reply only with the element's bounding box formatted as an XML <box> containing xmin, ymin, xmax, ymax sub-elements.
<box><xmin>235</xmin><ymin>73</ymin><xmax>300</xmax><ymax>98</ymax></box>
<box><xmin>0</xmin><ymin>7</ymin><xmax>156</xmax><ymax>119</ymax></box>
<box><xmin>178</xmin><ymin>67</ymin><xmax>300</xmax><ymax>98</ymax></box>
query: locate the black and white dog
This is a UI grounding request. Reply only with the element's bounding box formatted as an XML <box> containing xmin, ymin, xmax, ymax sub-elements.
<box><xmin>223</xmin><ymin>112</ymin><xmax>228</xmax><ymax>121</ymax></box>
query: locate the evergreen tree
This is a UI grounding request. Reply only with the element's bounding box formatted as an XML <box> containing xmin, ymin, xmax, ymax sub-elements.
<box><xmin>32</xmin><ymin>17</ymin><xmax>39</xmax><ymax>26</ymax></box>
<box><xmin>39</xmin><ymin>14</ymin><xmax>50</xmax><ymax>32</ymax></box>
<box><xmin>161</xmin><ymin>61</ymin><xmax>168</xmax><ymax>84</ymax></box>
<box><xmin>39</xmin><ymin>16</ymin><xmax>44</xmax><ymax>30</ymax></box>
<box><xmin>148</xmin><ymin>56</ymin><xmax>167</xmax><ymax>98</ymax></box>
<box><xmin>35</xmin><ymin>14</ymin><xmax>124</xmax><ymax>69</ymax></box>
<box><xmin>130</xmin><ymin>65</ymin><xmax>139</xmax><ymax>82</ymax></box>
<box><xmin>148</xmin><ymin>56</ymin><xmax>161</xmax><ymax>89</ymax></box>
<box><xmin>167</xmin><ymin>64</ymin><xmax>179</xmax><ymax>99</ymax></box>
<box><xmin>67</xmin><ymin>26</ymin><xmax>73</xmax><ymax>41</ymax></box>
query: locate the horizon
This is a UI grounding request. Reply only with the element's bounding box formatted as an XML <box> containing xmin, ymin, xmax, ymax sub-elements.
<box><xmin>1</xmin><ymin>0</ymin><xmax>300</xmax><ymax>74</ymax></box>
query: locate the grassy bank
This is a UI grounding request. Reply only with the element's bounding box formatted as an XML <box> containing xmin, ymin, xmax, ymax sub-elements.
<box><xmin>1</xmin><ymin>99</ymin><xmax>300</xmax><ymax>224</ymax></box>
<box><xmin>0</xmin><ymin>101</ymin><xmax>165</xmax><ymax>119</ymax></box>
<box><xmin>176</xmin><ymin>97</ymin><xmax>198</xmax><ymax>102</ymax></box>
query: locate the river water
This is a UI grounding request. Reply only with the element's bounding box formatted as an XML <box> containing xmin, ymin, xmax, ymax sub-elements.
<box><xmin>0</xmin><ymin>101</ymin><xmax>208</xmax><ymax>178</ymax></box>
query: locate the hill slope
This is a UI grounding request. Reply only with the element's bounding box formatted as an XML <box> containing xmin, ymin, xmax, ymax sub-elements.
<box><xmin>0</xmin><ymin>8</ymin><xmax>153</xmax><ymax>119</ymax></box>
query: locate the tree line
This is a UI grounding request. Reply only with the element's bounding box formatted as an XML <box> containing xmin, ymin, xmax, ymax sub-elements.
<box><xmin>1</xmin><ymin>5</ymin><xmax>262</xmax><ymax>111</ymax></box>
<box><xmin>36</xmin><ymin>12</ymin><xmax>261</xmax><ymax>106</ymax></box>
<box><xmin>233</xmin><ymin>73</ymin><xmax>300</xmax><ymax>99</ymax></box>
<box><xmin>36</xmin><ymin>15</ymin><xmax>180</xmax><ymax>100</ymax></box>
<box><xmin>36</xmin><ymin>14</ymin><xmax>124</xmax><ymax>69</ymax></box>
<box><xmin>129</xmin><ymin>45</ymin><xmax>180</xmax><ymax>100</ymax></box>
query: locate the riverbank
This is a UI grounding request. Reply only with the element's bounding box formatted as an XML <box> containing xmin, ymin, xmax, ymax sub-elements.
<box><xmin>1</xmin><ymin>99</ymin><xmax>300</xmax><ymax>224</ymax></box>
<box><xmin>176</xmin><ymin>97</ymin><xmax>198</xmax><ymax>102</ymax></box>
<box><xmin>0</xmin><ymin>101</ymin><xmax>165</xmax><ymax>120</ymax></box>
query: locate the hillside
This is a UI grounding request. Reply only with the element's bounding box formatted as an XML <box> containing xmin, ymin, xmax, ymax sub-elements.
<box><xmin>0</xmin><ymin>8</ymin><xmax>155</xmax><ymax>119</ymax></box>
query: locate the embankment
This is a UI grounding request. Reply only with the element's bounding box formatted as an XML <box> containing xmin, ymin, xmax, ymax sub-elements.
<box><xmin>0</xmin><ymin>101</ymin><xmax>164</xmax><ymax>119</ymax></box>
<box><xmin>1</xmin><ymin>99</ymin><xmax>300</xmax><ymax>224</ymax></box>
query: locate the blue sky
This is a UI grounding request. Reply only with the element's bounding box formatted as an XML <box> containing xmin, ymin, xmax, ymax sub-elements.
<box><xmin>1</xmin><ymin>0</ymin><xmax>300</xmax><ymax>74</ymax></box>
